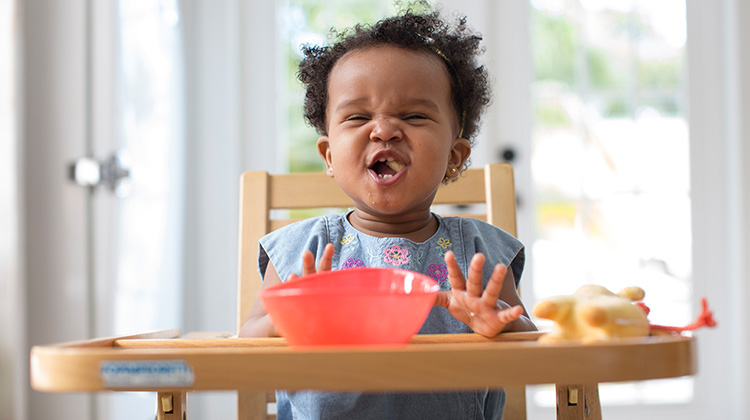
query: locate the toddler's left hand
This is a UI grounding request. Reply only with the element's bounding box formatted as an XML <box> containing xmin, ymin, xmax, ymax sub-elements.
<box><xmin>435</xmin><ymin>251</ymin><xmax>523</xmax><ymax>337</ymax></box>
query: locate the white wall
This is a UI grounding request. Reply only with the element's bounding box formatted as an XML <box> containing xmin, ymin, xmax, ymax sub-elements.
<box><xmin>739</xmin><ymin>0</ymin><xmax>750</xmax><ymax>408</ymax></box>
<box><xmin>734</xmin><ymin>0</ymin><xmax>750</xmax><ymax>412</ymax></box>
<box><xmin>180</xmin><ymin>0</ymin><xmax>281</xmax><ymax>336</ymax></box>
<box><xmin>686</xmin><ymin>0</ymin><xmax>749</xmax><ymax>417</ymax></box>
<box><xmin>179</xmin><ymin>0</ymin><xmax>280</xmax><ymax>418</ymax></box>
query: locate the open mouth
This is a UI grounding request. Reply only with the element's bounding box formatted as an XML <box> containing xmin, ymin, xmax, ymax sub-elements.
<box><xmin>369</xmin><ymin>157</ymin><xmax>405</xmax><ymax>179</ymax></box>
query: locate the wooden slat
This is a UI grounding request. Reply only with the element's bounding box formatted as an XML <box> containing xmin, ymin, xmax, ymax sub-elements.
<box><xmin>434</xmin><ymin>168</ymin><xmax>486</xmax><ymax>205</ymax></box>
<box><xmin>238</xmin><ymin>172</ymin><xmax>270</xmax><ymax>330</ymax></box>
<box><xmin>485</xmin><ymin>163</ymin><xmax>517</xmax><ymax>236</ymax></box>
<box><xmin>269</xmin><ymin>219</ymin><xmax>303</xmax><ymax>231</ymax></box>
<box><xmin>270</xmin><ymin>214</ymin><xmax>486</xmax><ymax>232</ymax></box>
<box><xmin>269</xmin><ymin>172</ymin><xmax>352</xmax><ymax>209</ymax></box>
<box><xmin>433</xmin><ymin>213</ymin><xmax>486</xmax><ymax>222</ymax></box>
<box><xmin>263</xmin><ymin>167</ymin><xmax>490</xmax><ymax>211</ymax></box>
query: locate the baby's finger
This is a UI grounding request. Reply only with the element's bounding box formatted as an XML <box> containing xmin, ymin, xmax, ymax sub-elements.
<box><xmin>301</xmin><ymin>250</ymin><xmax>316</xmax><ymax>276</ymax></box>
<box><xmin>444</xmin><ymin>251</ymin><xmax>466</xmax><ymax>291</ymax></box>
<box><xmin>481</xmin><ymin>264</ymin><xmax>507</xmax><ymax>307</ymax></box>
<box><xmin>433</xmin><ymin>291</ymin><xmax>451</xmax><ymax>308</ymax></box>
<box><xmin>497</xmin><ymin>305</ymin><xmax>523</xmax><ymax>324</ymax></box>
<box><xmin>318</xmin><ymin>243</ymin><xmax>335</xmax><ymax>272</ymax></box>
<box><xmin>466</xmin><ymin>253</ymin><xmax>486</xmax><ymax>297</ymax></box>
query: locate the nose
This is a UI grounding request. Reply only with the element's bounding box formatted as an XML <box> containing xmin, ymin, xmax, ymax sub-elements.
<box><xmin>369</xmin><ymin>117</ymin><xmax>402</xmax><ymax>142</ymax></box>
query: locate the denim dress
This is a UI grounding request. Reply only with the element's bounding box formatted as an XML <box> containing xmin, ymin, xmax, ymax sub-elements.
<box><xmin>259</xmin><ymin>212</ymin><xmax>525</xmax><ymax>420</ymax></box>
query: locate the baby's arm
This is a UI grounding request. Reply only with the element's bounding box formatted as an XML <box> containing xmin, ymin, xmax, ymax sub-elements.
<box><xmin>238</xmin><ymin>260</ymin><xmax>283</xmax><ymax>338</ymax></box>
<box><xmin>435</xmin><ymin>251</ymin><xmax>537</xmax><ymax>337</ymax></box>
<box><xmin>238</xmin><ymin>244</ymin><xmax>335</xmax><ymax>338</ymax></box>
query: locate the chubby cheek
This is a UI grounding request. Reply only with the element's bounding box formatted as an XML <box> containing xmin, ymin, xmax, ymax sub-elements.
<box><xmin>335</xmin><ymin>131</ymin><xmax>373</xmax><ymax>157</ymax></box>
<box><xmin>422</xmin><ymin>143</ymin><xmax>454</xmax><ymax>171</ymax></box>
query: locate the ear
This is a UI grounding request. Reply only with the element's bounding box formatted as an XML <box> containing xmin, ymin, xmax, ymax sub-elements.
<box><xmin>445</xmin><ymin>138</ymin><xmax>471</xmax><ymax>179</ymax></box>
<box><xmin>317</xmin><ymin>136</ymin><xmax>334</xmax><ymax>177</ymax></box>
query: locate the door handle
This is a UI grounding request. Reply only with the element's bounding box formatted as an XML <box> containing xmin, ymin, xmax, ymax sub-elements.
<box><xmin>68</xmin><ymin>149</ymin><xmax>132</xmax><ymax>197</ymax></box>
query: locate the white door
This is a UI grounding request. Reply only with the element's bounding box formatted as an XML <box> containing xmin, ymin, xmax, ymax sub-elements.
<box><xmin>23</xmin><ymin>1</ymin><xmax>184</xmax><ymax>419</ymax></box>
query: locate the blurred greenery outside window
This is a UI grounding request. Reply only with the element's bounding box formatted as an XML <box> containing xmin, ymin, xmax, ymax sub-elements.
<box><xmin>530</xmin><ymin>0</ymin><xmax>692</xmax><ymax>406</ymax></box>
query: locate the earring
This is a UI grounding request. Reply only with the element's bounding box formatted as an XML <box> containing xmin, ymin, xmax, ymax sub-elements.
<box><xmin>450</xmin><ymin>167</ymin><xmax>457</xmax><ymax>174</ymax></box>
<box><xmin>328</xmin><ymin>166</ymin><xmax>334</xmax><ymax>173</ymax></box>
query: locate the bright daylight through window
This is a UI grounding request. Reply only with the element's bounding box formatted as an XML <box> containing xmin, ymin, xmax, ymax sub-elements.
<box><xmin>530</xmin><ymin>0</ymin><xmax>692</xmax><ymax>406</ymax></box>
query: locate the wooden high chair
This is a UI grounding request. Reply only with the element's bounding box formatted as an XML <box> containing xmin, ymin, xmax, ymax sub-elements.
<box><xmin>236</xmin><ymin>162</ymin><xmax>527</xmax><ymax>419</ymax></box>
<box><xmin>30</xmin><ymin>163</ymin><xmax>697</xmax><ymax>420</ymax></box>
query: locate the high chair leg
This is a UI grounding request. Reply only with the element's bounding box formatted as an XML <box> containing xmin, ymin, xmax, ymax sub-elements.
<box><xmin>157</xmin><ymin>391</ymin><xmax>186</xmax><ymax>420</ymax></box>
<box><xmin>503</xmin><ymin>385</ymin><xmax>527</xmax><ymax>419</ymax></box>
<box><xmin>555</xmin><ymin>384</ymin><xmax>601</xmax><ymax>420</ymax></box>
<box><xmin>238</xmin><ymin>391</ymin><xmax>270</xmax><ymax>420</ymax></box>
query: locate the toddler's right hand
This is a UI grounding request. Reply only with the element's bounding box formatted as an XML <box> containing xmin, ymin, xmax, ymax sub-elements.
<box><xmin>288</xmin><ymin>243</ymin><xmax>335</xmax><ymax>280</ymax></box>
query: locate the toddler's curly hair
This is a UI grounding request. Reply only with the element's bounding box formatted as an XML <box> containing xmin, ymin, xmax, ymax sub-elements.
<box><xmin>297</xmin><ymin>5</ymin><xmax>491</xmax><ymax>144</ymax></box>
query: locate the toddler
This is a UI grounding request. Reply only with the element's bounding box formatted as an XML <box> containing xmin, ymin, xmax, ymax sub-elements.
<box><xmin>240</xmin><ymin>4</ymin><xmax>536</xmax><ymax>419</ymax></box>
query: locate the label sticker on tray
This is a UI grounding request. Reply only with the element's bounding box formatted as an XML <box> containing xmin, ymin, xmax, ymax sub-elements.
<box><xmin>100</xmin><ymin>360</ymin><xmax>195</xmax><ymax>388</ymax></box>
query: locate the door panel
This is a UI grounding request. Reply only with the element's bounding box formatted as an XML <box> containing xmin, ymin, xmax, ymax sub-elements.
<box><xmin>24</xmin><ymin>0</ymin><xmax>92</xmax><ymax>419</ymax></box>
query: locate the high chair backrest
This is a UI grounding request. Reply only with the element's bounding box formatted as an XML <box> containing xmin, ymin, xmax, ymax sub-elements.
<box><xmin>237</xmin><ymin>162</ymin><xmax>518</xmax><ymax>328</ymax></box>
<box><xmin>236</xmin><ymin>162</ymin><xmax>524</xmax><ymax>419</ymax></box>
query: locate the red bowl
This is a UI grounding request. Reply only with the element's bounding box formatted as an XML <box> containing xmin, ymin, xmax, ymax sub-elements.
<box><xmin>259</xmin><ymin>267</ymin><xmax>440</xmax><ymax>346</ymax></box>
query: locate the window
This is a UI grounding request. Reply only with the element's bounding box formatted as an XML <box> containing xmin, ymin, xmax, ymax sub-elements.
<box><xmin>530</xmin><ymin>0</ymin><xmax>692</xmax><ymax>407</ymax></box>
<box><xmin>115</xmin><ymin>0</ymin><xmax>183</xmax><ymax>338</ymax></box>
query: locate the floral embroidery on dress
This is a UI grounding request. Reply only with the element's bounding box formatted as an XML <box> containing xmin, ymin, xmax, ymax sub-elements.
<box><xmin>383</xmin><ymin>245</ymin><xmax>409</xmax><ymax>266</ymax></box>
<box><xmin>427</xmin><ymin>263</ymin><xmax>449</xmax><ymax>288</ymax></box>
<box><xmin>435</xmin><ymin>237</ymin><xmax>453</xmax><ymax>256</ymax></box>
<box><xmin>341</xmin><ymin>258</ymin><xmax>365</xmax><ymax>269</ymax></box>
<box><xmin>340</xmin><ymin>234</ymin><xmax>356</xmax><ymax>245</ymax></box>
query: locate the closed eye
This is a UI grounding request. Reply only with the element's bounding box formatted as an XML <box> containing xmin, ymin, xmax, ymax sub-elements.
<box><xmin>345</xmin><ymin>115</ymin><xmax>369</xmax><ymax>121</ymax></box>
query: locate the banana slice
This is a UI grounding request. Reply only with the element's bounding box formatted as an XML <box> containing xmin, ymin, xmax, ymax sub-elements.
<box><xmin>386</xmin><ymin>160</ymin><xmax>404</xmax><ymax>172</ymax></box>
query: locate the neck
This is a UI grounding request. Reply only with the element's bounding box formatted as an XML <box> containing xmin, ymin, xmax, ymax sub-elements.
<box><xmin>347</xmin><ymin>210</ymin><xmax>438</xmax><ymax>243</ymax></box>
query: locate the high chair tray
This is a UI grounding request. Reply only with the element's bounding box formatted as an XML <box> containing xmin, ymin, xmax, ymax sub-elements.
<box><xmin>31</xmin><ymin>330</ymin><xmax>696</xmax><ymax>392</ymax></box>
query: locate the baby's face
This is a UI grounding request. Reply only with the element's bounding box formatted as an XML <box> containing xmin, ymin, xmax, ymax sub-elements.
<box><xmin>318</xmin><ymin>45</ymin><xmax>470</xmax><ymax>220</ymax></box>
